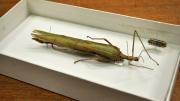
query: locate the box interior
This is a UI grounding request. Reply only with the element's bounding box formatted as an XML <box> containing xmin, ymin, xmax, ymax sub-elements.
<box><xmin>0</xmin><ymin>0</ymin><xmax>180</xmax><ymax>101</ymax></box>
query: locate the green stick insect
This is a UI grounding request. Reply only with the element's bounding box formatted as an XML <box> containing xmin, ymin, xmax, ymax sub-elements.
<box><xmin>31</xmin><ymin>29</ymin><xmax>159</xmax><ymax>69</ymax></box>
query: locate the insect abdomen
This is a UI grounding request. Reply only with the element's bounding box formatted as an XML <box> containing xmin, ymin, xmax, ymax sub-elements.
<box><xmin>54</xmin><ymin>37</ymin><xmax>121</xmax><ymax>60</ymax></box>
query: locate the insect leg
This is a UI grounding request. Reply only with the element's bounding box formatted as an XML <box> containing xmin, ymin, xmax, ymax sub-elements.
<box><xmin>133</xmin><ymin>30</ymin><xmax>159</xmax><ymax>65</ymax></box>
<box><xmin>45</xmin><ymin>42</ymin><xmax>56</xmax><ymax>49</ymax></box>
<box><xmin>46</xmin><ymin>43</ymin><xmax>49</xmax><ymax>47</ymax></box>
<box><xmin>50</xmin><ymin>39</ymin><xmax>57</xmax><ymax>49</ymax></box>
<box><xmin>87</xmin><ymin>36</ymin><xmax>113</xmax><ymax>45</ymax></box>
<box><xmin>74</xmin><ymin>57</ymin><xmax>98</xmax><ymax>64</ymax></box>
<box><xmin>138</xmin><ymin>48</ymin><xmax>154</xmax><ymax>58</ymax></box>
<box><xmin>74</xmin><ymin>55</ymin><xmax>112</xmax><ymax>64</ymax></box>
<box><xmin>132</xmin><ymin>31</ymin><xmax>136</xmax><ymax>57</ymax></box>
<box><xmin>51</xmin><ymin>43</ymin><xmax>55</xmax><ymax>49</ymax></box>
<box><xmin>129</xmin><ymin>62</ymin><xmax>154</xmax><ymax>70</ymax></box>
<box><xmin>138</xmin><ymin>56</ymin><xmax>144</xmax><ymax>63</ymax></box>
<box><xmin>45</xmin><ymin>42</ymin><xmax>50</xmax><ymax>48</ymax></box>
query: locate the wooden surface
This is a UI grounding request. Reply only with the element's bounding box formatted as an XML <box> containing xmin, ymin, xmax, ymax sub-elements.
<box><xmin>0</xmin><ymin>0</ymin><xmax>180</xmax><ymax>101</ymax></box>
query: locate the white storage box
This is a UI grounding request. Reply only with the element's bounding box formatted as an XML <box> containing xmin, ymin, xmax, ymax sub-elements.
<box><xmin>0</xmin><ymin>0</ymin><xmax>180</xmax><ymax>101</ymax></box>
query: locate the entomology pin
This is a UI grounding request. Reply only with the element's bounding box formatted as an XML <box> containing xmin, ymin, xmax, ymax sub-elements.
<box><xmin>148</xmin><ymin>38</ymin><xmax>167</xmax><ymax>48</ymax></box>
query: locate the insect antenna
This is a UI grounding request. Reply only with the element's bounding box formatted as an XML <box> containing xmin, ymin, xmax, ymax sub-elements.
<box><xmin>133</xmin><ymin>30</ymin><xmax>159</xmax><ymax>65</ymax></box>
<box><xmin>129</xmin><ymin>40</ymin><xmax>145</xmax><ymax>63</ymax></box>
<box><xmin>137</xmin><ymin>49</ymin><xmax>145</xmax><ymax>63</ymax></box>
<box><xmin>138</xmin><ymin>49</ymin><xmax>143</xmax><ymax>58</ymax></box>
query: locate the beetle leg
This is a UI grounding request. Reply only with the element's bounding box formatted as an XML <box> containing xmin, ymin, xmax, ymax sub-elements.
<box><xmin>87</xmin><ymin>36</ymin><xmax>113</xmax><ymax>45</ymax></box>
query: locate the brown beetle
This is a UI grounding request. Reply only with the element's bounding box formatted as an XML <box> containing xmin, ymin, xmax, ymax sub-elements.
<box><xmin>148</xmin><ymin>38</ymin><xmax>167</xmax><ymax>48</ymax></box>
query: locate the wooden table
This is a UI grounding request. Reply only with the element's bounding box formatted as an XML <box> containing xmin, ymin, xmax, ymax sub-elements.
<box><xmin>0</xmin><ymin>0</ymin><xmax>179</xmax><ymax>101</ymax></box>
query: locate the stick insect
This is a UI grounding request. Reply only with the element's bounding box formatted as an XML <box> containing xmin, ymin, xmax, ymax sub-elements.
<box><xmin>31</xmin><ymin>30</ymin><xmax>159</xmax><ymax>69</ymax></box>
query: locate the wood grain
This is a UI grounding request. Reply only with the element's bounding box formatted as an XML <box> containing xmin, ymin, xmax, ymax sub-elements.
<box><xmin>0</xmin><ymin>0</ymin><xmax>179</xmax><ymax>101</ymax></box>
